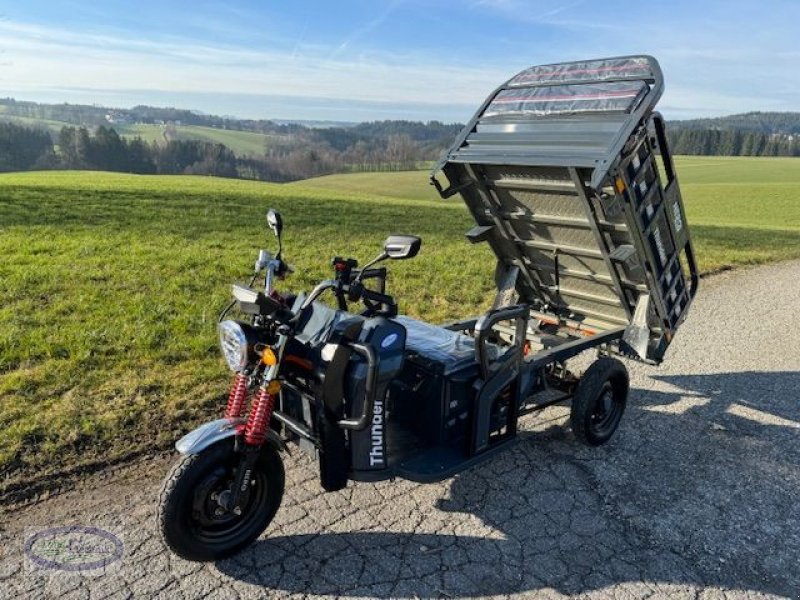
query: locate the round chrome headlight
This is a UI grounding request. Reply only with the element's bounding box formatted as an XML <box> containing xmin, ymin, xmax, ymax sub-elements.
<box><xmin>218</xmin><ymin>320</ymin><xmax>249</xmax><ymax>372</ymax></box>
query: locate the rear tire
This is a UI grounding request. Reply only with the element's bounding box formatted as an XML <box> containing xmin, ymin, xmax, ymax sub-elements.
<box><xmin>570</xmin><ymin>358</ymin><xmax>629</xmax><ymax>446</ymax></box>
<box><xmin>157</xmin><ymin>440</ymin><xmax>284</xmax><ymax>561</ymax></box>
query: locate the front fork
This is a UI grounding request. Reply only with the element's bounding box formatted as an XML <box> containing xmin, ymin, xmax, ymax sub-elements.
<box><xmin>226</xmin><ymin>335</ymin><xmax>286</xmax><ymax>513</ymax></box>
<box><xmin>224</xmin><ymin>385</ymin><xmax>274</xmax><ymax>512</ymax></box>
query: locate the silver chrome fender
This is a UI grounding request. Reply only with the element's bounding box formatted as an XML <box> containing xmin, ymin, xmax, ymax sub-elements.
<box><xmin>175</xmin><ymin>418</ymin><xmax>287</xmax><ymax>455</ymax></box>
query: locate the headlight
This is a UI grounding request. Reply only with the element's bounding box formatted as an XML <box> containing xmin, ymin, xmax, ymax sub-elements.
<box><xmin>218</xmin><ymin>320</ymin><xmax>261</xmax><ymax>372</ymax></box>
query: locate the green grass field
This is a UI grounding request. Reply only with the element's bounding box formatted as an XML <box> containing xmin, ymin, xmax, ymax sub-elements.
<box><xmin>1</xmin><ymin>157</ymin><xmax>799</xmax><ymax>488</ymax></box>
<box><xmin>0</xmin><ymin>114</ymin><xmax>273</xmax><ymax>157</ymax></box>
<box><xmin>116</xmin><ymin>123</ymin><xmax>274</xmax><ymax>156</ymax></box>
<box><xmin>0</xmin><ymin>113</ymin><xmax>79</xmax><ymax>137</ymax></box>
<box><xmin>674</xmin><ymin>156</ymin><xmax>800</xmax><ymax>268</ymax></box>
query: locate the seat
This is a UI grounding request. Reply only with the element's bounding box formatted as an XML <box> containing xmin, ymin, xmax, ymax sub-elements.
<box><xmin>292</xmin><ymin>301</ymin><xmax>481</xmax><ymax>374</ymax></box>
<box><xmin>393</xmin><ymin>315</ymin><xmax>478</xmax><ymax>374</ymax></box>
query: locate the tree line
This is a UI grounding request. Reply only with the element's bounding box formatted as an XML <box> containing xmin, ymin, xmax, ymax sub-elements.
<box><xmin>55</xmin><ymin>126</ymin><xmax>238</xmax><ymax>176</ymax></box>
<box><xmin>0</xmin><ymin>122</ymin><xmax>237</xmax><ymax>175</ymax></box>
<box><xmin>667</xmin><ymin>128</ymin><xmax>799</xmax><ymax>157</ymax></box>
<box><xmin>0</xmin><ymin>123</ymin><xmax>55</xmax><ymax>171</ymax></box>
<box><xmin>1</xmin><ymin>98</ymin><xmax>306</xmax><ymax>134</ymax></box>
<box><xmin>668</xmin><ymin>111</ymin><xmax>800</xmax><ymax>135</ymax></box>
<box><xmin>0</xmin><ymin>122</ymin><xmax>456</xmax><ymax>180</ymax></box>
<box><xmin>1</xmin><ymin>117</ymin><xmax>797</xmax><ymax>180</ymax></box>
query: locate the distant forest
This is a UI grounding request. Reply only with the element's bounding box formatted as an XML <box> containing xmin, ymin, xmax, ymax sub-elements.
<box><xmin>0</xmin><ymin>98</ymin><xmax>798</xmax><ymax>181</ymax></box>
<box><xmin>0</xmin><ymin>98</ymin><xmax>303</xmax><ymax>133</ymax></box>
<box><xmin>667</xmin><ymin>112</ymin><xmax>800</xmax><ymax>157</ymax></box>
<box><xmin>0</xmin><ymin>98</ymin><xmax>463</xmax><ymax>180</ymax></box>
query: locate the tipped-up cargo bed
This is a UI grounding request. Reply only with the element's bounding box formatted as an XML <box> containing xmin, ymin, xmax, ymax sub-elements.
<box><xmin>431</xmin><ymin>56</ymin><xmax>697</xmax><ymax>363</ymax></box>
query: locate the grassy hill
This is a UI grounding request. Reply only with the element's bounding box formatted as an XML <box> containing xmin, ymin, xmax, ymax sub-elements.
<box><xmin>289</xmin><ymin>170</ymin><xmax>443</xmax><ymax>202</ymax></box>
<box><xmin>1</xmin><ymin>158</ymin><xmax>799</xmax><ymax>489</ymax></box>
<box><xmin>0</xmin><ymin>171</ymin><xmax>495</xmax><ymax>489</ymax></box>
<box><xmin>303</xmin><ymin>156</ymin><xmax>800</xmax><ymax>268</ymax></box>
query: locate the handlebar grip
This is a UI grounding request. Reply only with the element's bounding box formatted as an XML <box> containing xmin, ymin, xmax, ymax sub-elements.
<box><xmin>361</xmin><ymin>288</ymin><xmax>398</xmax><ymax>318</ymax></box>
<box><xmin>357</xmin><ymin>267</ymin><xmax>387</xmax><ymax>281</ymax></box>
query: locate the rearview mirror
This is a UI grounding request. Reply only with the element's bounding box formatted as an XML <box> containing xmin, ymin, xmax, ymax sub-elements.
<box><xmin>267</xmin><ymin>209</ymin><xmax>283</xmax><ymax>237</ymax></box>
<box><xmin>383</xmin><ymin>235</ymin><xmax>421</xmax><ymax>260</ymax></box>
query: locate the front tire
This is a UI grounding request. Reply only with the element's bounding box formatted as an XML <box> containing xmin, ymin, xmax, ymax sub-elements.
<box><xmin>570</xmin><ymin>358</ymin><xmax>629</xmax><ymax>446</ymax></box>
<box><xmin>157</xmin><ymin>440</ymin><xmax>284</xmax><ymax>561</ymax></box>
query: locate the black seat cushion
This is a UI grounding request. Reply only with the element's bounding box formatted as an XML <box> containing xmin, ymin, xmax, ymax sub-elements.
<box><xmin>393</xmin><ymin>316</ymin><xmax>477</xmax><ymax>374</ymax></box>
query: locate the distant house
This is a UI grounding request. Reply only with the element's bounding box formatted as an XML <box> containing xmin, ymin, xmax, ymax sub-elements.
<box><xmin>105</xmin><ymin>112</ymin><xmax>130</xmax><ymax>125</ymax></box>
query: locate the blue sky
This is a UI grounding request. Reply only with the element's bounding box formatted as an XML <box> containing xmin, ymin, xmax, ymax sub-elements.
<box><xmin>0</xmin><ymin>0</ymin><xmax>798</xmax><ymax>122</ymax></box>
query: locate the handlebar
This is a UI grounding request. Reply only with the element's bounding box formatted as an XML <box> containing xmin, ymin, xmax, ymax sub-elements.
<box><xmin>231</xmin><ymin>248</ymin><xmax>400</xmax><ymax>331</ymax></box>
<box><xmin>356</xmin><ymin>267</ymin><xmax>387</xmax><ymax>281</ymax></box>
<box><xmin>300</xmin><ymin>279</ymin><xmax>339</xmax><ymax>311</ymax></box>
<box><xmin>300</xmin><ymin>277</ymin><xmax>397</xmax><ymax>319</ymax></box>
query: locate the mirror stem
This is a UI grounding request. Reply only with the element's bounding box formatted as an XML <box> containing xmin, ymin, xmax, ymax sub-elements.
<box><xmin>356</xmin><ymin>252</ymin><xmax>388</xmax><ymax>282</ymax></box>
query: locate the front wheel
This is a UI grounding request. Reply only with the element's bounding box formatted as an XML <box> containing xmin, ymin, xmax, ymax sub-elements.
<box><xmin>157</xmin><ymin>440</ymin><xmax>284</xmax><ymax>561</ymax></box>
<box><xmin>570</xmin><ymin>357</ymin><xmax>629</xmax><ymax>446</ymax></box>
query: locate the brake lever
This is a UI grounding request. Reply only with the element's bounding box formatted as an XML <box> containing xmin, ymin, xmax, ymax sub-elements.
<box><xmin>273</xmin><ymin>259</ymin><xmax>294</xmax><ymax>279</ymax></box>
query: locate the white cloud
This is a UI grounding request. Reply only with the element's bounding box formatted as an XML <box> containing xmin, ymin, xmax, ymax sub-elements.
<box><xmin>0</xmin><ymin>19</ymin><xmax>507</xmax><ymax>109</ymax></box>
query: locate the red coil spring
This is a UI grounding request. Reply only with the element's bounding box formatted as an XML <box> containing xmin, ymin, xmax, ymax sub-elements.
<box><xmin>244</xmin><ymin>386</ymin><xmax>275</xmax><ymax>446</ymax></box>
<box><xmin>224</xmin><ymin>373</ymin><xmax>248</xmax><ymax>419</ymax></box>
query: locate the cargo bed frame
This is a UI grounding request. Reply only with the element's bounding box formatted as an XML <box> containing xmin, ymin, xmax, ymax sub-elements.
<box><xmin>431</xmin><ymin>55</ymin><xmax>698</xmax><ymax>365</ymax></box>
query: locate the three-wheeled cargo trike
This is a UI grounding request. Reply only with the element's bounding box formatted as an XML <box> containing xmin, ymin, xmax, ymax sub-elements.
<box><xmin>158</xmin><ymin>55</ymin><xmax>698</xmax><ymax>561</ymax></box>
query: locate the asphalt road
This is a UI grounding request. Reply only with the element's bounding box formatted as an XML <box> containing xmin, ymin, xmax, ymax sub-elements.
<box><xmin>2</xmin><ymin>260</ymin><xmax>799</xmax><ymax>599</ymax></box>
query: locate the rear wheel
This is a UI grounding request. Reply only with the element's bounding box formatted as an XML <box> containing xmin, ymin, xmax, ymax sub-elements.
<box><xmin>157</xmin><ymin>440</ymin><xmax>284</xmax><ymax>561</ymax></box>
<box><xmin>570</xmin><ymin>358</ymin><xmax>629</xmax><ymax>446</ymax></box>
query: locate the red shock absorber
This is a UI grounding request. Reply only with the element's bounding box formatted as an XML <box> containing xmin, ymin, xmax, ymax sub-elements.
<box><xmin>243</xmin><ymin>386</ymin><xmax>276</xmax><ymax>446</ymax></box>
<box><xmin>224</xmin><ymin>373</ymin><xmax>248</xmax><ymax>419</ymax></box>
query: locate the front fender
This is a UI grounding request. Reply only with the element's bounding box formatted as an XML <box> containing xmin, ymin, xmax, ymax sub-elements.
<box><xmin>175</xmin><ymin>418</ymin><xmax>288</xmax><ymax>455</ymax></box>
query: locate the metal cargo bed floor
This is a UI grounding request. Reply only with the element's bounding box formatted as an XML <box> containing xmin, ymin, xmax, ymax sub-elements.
<box><xmin>432</xmin><ymin>56</ymin><xmax>698</xmax><ymax>364</ymax></box>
